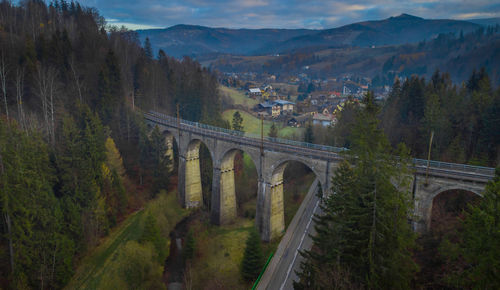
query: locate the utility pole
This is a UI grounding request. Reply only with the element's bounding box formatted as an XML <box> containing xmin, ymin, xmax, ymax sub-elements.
<box><xmin>177</xmin><ymin>103</ymin><xmax>181</xmax><ymax>140</ymax></box>
<box><xmin>260</xmin><ymin>115</ymin><xmax>264</xmax><ymax>157</ymax></box>
<box><xmin>425</xmin><ymin>130</ymin><xmax>434</xmax><ymax>186</ymax></box>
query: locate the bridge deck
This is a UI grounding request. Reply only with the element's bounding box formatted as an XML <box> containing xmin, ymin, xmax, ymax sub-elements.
<box><xmin>144</xmin><ymin>111</ymin><xmax>495</xmax><ymax>183</ymax></box>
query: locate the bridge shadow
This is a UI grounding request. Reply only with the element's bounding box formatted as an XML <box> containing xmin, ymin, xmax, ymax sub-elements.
<box><xmin>414</xmin><ymin>189</ymin><xmax>481</xmax><ymax>287</ymax></box>
<box><xmin>282</xmin><ymin>162</ymin><xmax>315</xmax><ymax>228</ymax></box>
<box><xmin>430</xmin><ymin>189</ymin><xmax>480</xmax><ymax>236</ymax></box>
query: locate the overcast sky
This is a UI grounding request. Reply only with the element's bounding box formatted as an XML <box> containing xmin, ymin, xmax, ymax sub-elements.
<box><xmin>77</xmin><ymin>0</ymin><xmax>500</xmax><ymax>30</ymax></box>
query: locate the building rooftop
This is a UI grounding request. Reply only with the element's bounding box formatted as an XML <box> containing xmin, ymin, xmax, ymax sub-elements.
<box><xmin>313</xmin><ymin>113</ymin><xmax>334</xmax><ymax>121</ymax></box>
<box><xmin>273</xmin><ymin>99</ymin><xmax>295</xmax><ymax>105</ymax></box>
<box><xmin>258</xmin><ymin>102</ymin><xmax>276</xmax><ymax>108</ymax></box>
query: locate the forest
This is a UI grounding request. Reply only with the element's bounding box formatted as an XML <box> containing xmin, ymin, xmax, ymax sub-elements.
<box><xmin>311</xmin><ymin>69</ymin><xmax>500</xmax><ymax>167</ymax></box>
<box><xmin>0</xmin><ymin>1</ymin><xmax>499</xmax><ymax>289</ymax></box>
<box><xmin>0</xmin><ymin>0</ymin><xmax>223</xmax><ymax>288</ymax></box>
<box><xmin>296</xmin><ymin>94</ymin><xmax>500</xmax><ymax>289</ymax></box>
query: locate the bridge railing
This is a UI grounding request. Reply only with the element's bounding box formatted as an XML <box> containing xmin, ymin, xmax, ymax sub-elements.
<box><xmin>144</xmin><ymin>111</ymin><xmax>496</xmax><ymax>177</ymax></box>
<box><xmin>412</xmin><ymin>158</ymin><xmax>494</xmax><ymax>176</ymax></box>
<box><xmin>146</xmin><ymin>111</ymin><xmax>348</xmax><ymax>154</ymax></box>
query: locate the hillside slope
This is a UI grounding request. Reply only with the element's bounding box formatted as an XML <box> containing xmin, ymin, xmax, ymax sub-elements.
<box><xmin>138</xmin><ymin>14</ymin><xmax>480</xmax><ymax>57</ymax></box>
<box><xmin>137</xmin><ymin>25</ymin><xmax>314</xmax><ymax>58</ymax></box>
<box><xmin>260</xmin><ymin>14</ymin><xmax>480</xmax><ymax>54</ymax></box>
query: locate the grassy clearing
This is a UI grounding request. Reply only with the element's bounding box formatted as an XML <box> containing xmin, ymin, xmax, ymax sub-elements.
<box><xmin>222</xmin><ymin>109</ymin><xmax>303</xmax><ymax>138</ymax></box>
<box><xmin>66</xmin><ymin>191</ymin><xmax>189</xmax><ymax>290</ymax></box>
<box><xmin>187</xmin><ymin>166</ymin><xmax>314</xmax><ymax>289</ymax></box>
<box><xmin>189</xmin><ymin>218</ymin><xmax>254</xmax><ymax>290</ymax></box>
<box><xmin>220</xmin><ymin>85</ymin><xmax>259</xmax><ymax>108</ymax></box>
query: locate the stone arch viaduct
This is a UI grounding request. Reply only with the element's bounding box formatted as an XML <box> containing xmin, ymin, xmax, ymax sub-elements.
<box><xmin>144</xmin><ymin>111</ymin><xmax>495</xmax><ymax>241</ymax></box>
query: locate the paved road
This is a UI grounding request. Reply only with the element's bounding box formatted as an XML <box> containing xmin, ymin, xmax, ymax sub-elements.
<box><xmin>258</xmin><ymin>179</ymin><xmax>322</xmax><ymax>290</ymax></box>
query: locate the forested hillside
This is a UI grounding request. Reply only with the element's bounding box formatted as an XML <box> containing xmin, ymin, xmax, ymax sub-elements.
<box><xmin>0</xmin><ymin>1</ymin><xmax>223</xmax><ymax>288</ymax></box>
<box><xmin>209</xmin><ymin>25</ymin><xmax>500</xmax><ymax>84</ymax></box>
<box><xmin>322</xmin><ymin>70</ymin><xmax>500</xmax><ymax>167</ymax></box>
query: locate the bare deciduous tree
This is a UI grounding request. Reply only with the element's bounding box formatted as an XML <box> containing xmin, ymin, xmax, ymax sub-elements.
<box><xmin>69</xmin><ymin>57</ymin><xmax>84</xmax><ymax>103</ymax></box>
<box><xmin>0</xmin><ymin>52</ymin><xmax>9</xmax><ymax>120</ymax></box>
<box><xmin>15</xmin><ymin>67</ymin><xmax>25</xmax><ymax>129</ymax></box>
<box><xmin>36</xmin><ymin>65</ymin><xmax>59</xmax><ymax>145</ymax></box>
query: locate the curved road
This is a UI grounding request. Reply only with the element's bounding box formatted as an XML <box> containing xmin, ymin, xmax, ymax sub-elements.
<box><xmin>258</xmin><ymin>179</ymin><xmax>321</xmax><ymax>290</ymax></box>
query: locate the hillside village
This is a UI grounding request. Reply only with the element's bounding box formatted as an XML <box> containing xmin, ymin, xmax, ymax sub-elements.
<box><xmin>221</xmin><ymin>71</ymin><xmax>389</xmax><ymax>129</ymax></box>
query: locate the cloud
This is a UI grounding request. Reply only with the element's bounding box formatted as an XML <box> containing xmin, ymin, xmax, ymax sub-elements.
<box><xmin>77</xmin><ymin>0</ymin><xmax>500</xmax><ymax>30</ymax></box>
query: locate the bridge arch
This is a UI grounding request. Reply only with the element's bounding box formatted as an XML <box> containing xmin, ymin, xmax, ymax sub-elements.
<box><xmin>258</xmin><ymin>158</ymin><xmax>326</xmax><ymax>241</ymax></box>
<box><xmin>415</xmin><ymin>179</ymin><xmax>485</xmax><ymax>232</ymax></box>
<box><xmin>427</xmin><ymin>186</ymin><xmax>482</xmax><ymax>232</ymax></box>
<box><xmin>211</xmin><ymin>147</ymin><xmax>260</xmax><ymax>225</ymax></box>
<box><xmin>180</xmin><ymin>138</ymin><xmax>214</xmax><ymax>208</ymax></box>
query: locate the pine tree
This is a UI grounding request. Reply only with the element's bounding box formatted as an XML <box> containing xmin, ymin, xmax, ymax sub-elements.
<box><xmin>183</xmin><ymin>230</ymin><xmax>196</xmax><ymax>261</ymax></box>
<box><xmin>295</xmin><ymin>92</ymin><xmax>417</xmax><ymax>289</ymax></box>
<box><xmin>149</xmin><ymin>126</ymin><xmax>171</xmax><ymax>194</ymax></box>
<box><xmin>141</xmin><ymin>214</ymin><xmax>167</xmax><ymax>262</ymax></box>
<box><xmin>232</xmin><ymin>111</ymin><xmax>244</xmax><ymax>132</ymax></box>
<box><xmin>304</xmin><ymin>121</ymin><xmax>314</xmax><ymax>143</ymax></box>
<box><xmin>268</xmin><ymin>122</ymin><xmax>278</xmax><ymax>138</ymax></box>
<box><xmin>241</xmin><ymin>228</ymin><xmax>264</xmax><ymax>281</ymax></box>
<box><xmin>144</xmin><ymin>37</ymin><xmax>153</xmax><ymax>59</ymax></box>
<box><xmin>443</xmin><ymin>168</ymin><xmax>500</xmax><ymax>288</ymax></box>
<box><xmin>0</xmin><ymin>120</ymin><xmax>73</xmax><ymax>288</ymax></box>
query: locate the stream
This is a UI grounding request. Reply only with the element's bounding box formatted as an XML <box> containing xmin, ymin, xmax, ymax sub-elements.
<box><xmin>163</xmin><ymin>211</ymin><xmax>200</xmax><ymax>290</ymax></box>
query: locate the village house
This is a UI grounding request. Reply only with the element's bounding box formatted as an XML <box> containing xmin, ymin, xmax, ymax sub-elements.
<box><xmin>256</xmin><ymin>102</ymin><xmax>281</xmax><ymax>118</ymax></box>
<box><xmin>273</xmin><ymin>99</ymin><xmax>295</xmax><ymax>114</ymax></box>
<box><xmin>248</xmin><ymin>88</ymin><xmax>262</xmax><ymax>98</ymax></box>
<box><xmin>287</xmin><ymin>114</ymin><xmax>310</xmax><ymax>127</ymax></box>
<box><xmin>312</xmin><ymin>113</ymin><xmax>335</xmax><ymax>127</ymax></box>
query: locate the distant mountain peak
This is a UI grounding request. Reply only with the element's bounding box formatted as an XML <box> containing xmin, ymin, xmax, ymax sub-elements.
<box><xmin>392</xmin><ymin>13</ymin><xmax>423</xmax><ymax>20</ymax></box>
<box><xmin>167</xmin><ymin>24</ymin><xmax>207</xmax><ymax>30</ymax></box>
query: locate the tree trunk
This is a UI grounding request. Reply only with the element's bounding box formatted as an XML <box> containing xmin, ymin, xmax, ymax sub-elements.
<box><xmin>15</xmin><ymin>68</ymin><xmax>25</xmax><ymax>130</ymax></box>
<box><xmin>4</xmin><ymin>212</ymin><xmax>14</xmax><ymax>274</ymax></box>
<box><xmin>0</xmin><ymin>53</ymin><xmax>9</xmax><ymax>120</ymax></box>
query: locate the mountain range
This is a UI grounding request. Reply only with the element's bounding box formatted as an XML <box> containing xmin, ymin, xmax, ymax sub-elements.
<box><xmin>137</xmin><ymin>14</ymin><xmax>483</xmax><ymax>58</ymax></box>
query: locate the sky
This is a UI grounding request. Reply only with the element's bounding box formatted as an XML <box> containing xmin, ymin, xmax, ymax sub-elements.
<box><xmin>77</xmin><ymin>0</ymin><xmax>500</xmax><ymax>30</ymax></box>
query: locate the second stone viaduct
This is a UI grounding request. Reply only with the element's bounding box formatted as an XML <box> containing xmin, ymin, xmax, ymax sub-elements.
<box><xmin>144</xmin><ymin>111</ymin><xmax>495</xmax><ymax>241</ymax></box>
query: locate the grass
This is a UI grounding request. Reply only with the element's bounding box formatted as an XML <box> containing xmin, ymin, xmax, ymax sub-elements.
<box><xmin>187</xmin><ymin>165</ymin><xmax>315</xmax><ymax>289</ymax></box>
<box><xmin>220</xmin><ymin>85</ymin><xmax>259</xmax><ymax>108</ymax></box>
<box><xmin>189</xmin><ymin>218</ymin><xmax>254</xmax><ymax>290</ymax></box>
<box><xmin>66</xmin><ymin>191</ymin><xmax>189</xmax><ymax>290</ymax></box>
<box><xmin>222</xmin><ymin>109</ymin><xmax>303</xmax><ymax>138</ymax></box>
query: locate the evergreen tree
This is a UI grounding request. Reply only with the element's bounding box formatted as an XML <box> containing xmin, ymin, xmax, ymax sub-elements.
<box><xmin>57</xmin><ymin>106</ymin><xmax>107</xmax><ymax>249</ymax></box>
<box><xmin>241</xmin><ymin>228</ymin><xmax>264</xmax><ymax>281</ymax></box>
<box><xmin>97</xmin><ymin>49</ymin><xmax>123</xmax><ymax>125</ymax></box>
<box><xmin>149</xmin><ymin>126</ymin><xmax>171</xmax><ymax>194</ymax></box>
<box><xmin>144</xmin><ymin>37</ymin><xmax>153</xmax><ymax>59</ymax></box>
<box><xmin>295</xmin><ymin>92</ymin><xmax>417</xmax><ymax>289</ymax></box>
<box><xmin>183</xmin><ymin>230</ymin><xmax>196</xmax><ymax>261</ymax></box>
<box><xmin>141</xmin><ymin>214</ymin><xmax>167</xmax><ymax>263</ymax></box>
<box><xmin>232</xmin><ymin>111</ymin><xmax>244</xmax><ymax>132</ymax></box>
<box><xmin>304</xmin><ymin>121</ymin><xmax>314</xmax><ymax>143</ymax></box>
<box><xmin>268</xmin><ymin>122</ymin><xmax>278</xmax><ymax>138</ymax></box>
<box><xmin>0</xmin><ymin>120</ymin><xmax>73</xmax><ymax>288</ymax></box>
<box><xmin>443</xmin><ymin>168</ymin><xmax>500</xmax><ymax>288</ymax></box>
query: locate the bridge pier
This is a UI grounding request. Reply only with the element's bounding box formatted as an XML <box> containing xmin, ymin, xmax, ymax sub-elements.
<box><xmin>257</xmin><ymin>170</ymin><xmax>286</xmax><ymax>242</ymax></box>
<box><xmin>181</xmin><ymin>140</ymin><xmax>203</xmax><ymax>208</ymax></box>
<box><xmin>164</xmin><ymin>134</ymin><xmax>174</xmax><ymax>173</ymax></box>
<box><xmin>211</xmin><ymin>164</ymin><xmax>237</xmax><ymax>225</ymax></box>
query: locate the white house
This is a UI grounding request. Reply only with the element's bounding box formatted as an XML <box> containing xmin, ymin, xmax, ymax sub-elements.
<box><xmin>248</xmin><ymin>88</ymin><xmax>262</xmax><ymax>98</ymax></box>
